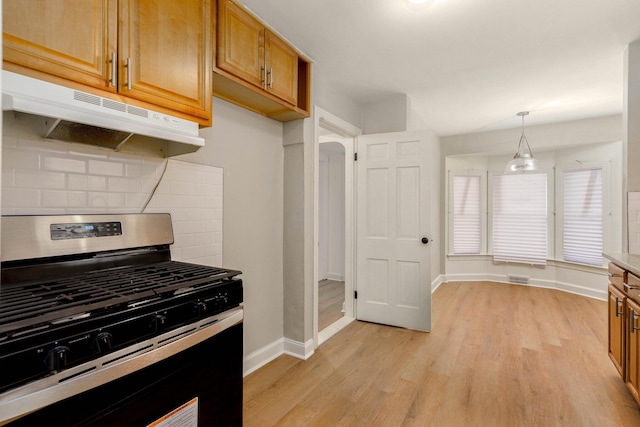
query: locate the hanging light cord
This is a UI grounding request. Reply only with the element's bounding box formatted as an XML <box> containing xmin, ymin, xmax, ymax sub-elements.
<box><xmin>515</xmin><ymin>111</ymin><xmax>534</xmax><ymax>158</ymax></box>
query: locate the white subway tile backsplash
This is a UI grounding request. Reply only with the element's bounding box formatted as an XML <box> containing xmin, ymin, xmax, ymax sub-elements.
<box><xmin>41</xmin><ymin>190</ymin><xmax>69</xmax><ymax>207</ymax></box>
<box><xmin>2</xmin><ymin>139</ymin><xmax>223</xmax><ymax>266</ymax></box>
<box><xmin>3</xmin><ymin>148</ymin><xmax>40</xmax><ymax>169</ymax></box>
<box><xmin>169</xmin><ymin>180</ymin><xmax>198</xmax><ymax>196</ymax></box>
<box><xmin>108</xmin><ymin>151</ymin><xmax>144</xmax><ymax>164</ymax></box>
<box><xmin>18</xmin><ymin>138</ymin><xmax>68</xmax><ymax>154</ymax></box>
<box><xmin>2</xmin><ymin>136</ymin><xmax>18</xmax><ymax>148</ymax></box>
<box><xmin>143</xmin><ymin>160</ymin><xmax>224</xmax><ymax>266</ymax></box>
<box><xmin>125</xmin><ymin>163</ymin><xmax>158</xmax><ymax>179</ymax></box>
<box><xmin>68</xmin><ymin>191</ymin><xmax>88</xmax><ymax>207</ymax></box>
<box><xmin>2</xmin><ymin>170</ymin><xmax>14</xmax><ymax>187</ymax></box>
<box><xmin>107</xmin><ymin>193</ymin><xmax>125</xmax><ymax>208</ymax></box>
<box><xmin>182</xmin><ymin>245</ymin><xmax>207</xmax><ymax>261</ymax></box>
<box><xmin>3</xmin><ymin>188</ymin><xmax>40</xmax><ymax>207</ymax></box>
<box><xmin>108</xmin><ymin>177</ymin><xmax>142</xmax><ymax>193</ymax></box>
<box><xmin>125</xmin><ymin>193</ymin><xmax>149</xmax><ymax>208</ymax></box>
<box><xmin>15</xmin><ymin>170</ymin><xmax>66</xmax><ymax>189</ymax></box>
<box><xmin>43</xmin><ymin>157</ymin><xmax>86</xmax><ymax>174</ymax></box>
<box><xmin>88</xmin><ymin>160</ymin><xmax>124</xmax><ymax>176</ymax></box>
<box><xmin>67</xmin><ymin>174</ymin><xmax>89</xmax><ymax>190</ymax></box>
<box><xmin>88</xmin><ymin>192</ymin><xmax>108</xmax><ymax>208</ymax></box>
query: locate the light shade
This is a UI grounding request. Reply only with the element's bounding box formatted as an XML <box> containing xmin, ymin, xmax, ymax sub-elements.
<box><xmin>505</xmin><ymin>111</ymin><xmax>538</xmax><ymax>173</ymax></box>
<box><xmin>505</xmin><ymin>153</ymin><xmax>539</xmax><ymax>173</ymax></box>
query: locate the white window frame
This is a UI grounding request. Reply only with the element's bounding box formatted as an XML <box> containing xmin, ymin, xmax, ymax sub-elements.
<box><xmin>555</xmin><ymin>161</ymin><xmax>611</xmax><ymax>267</ymax></box>
<box><xmin>488</xmin><ymin>169</ymin><xmax>554</xmax><ymax>265</ymax></box>
<box><xmin>447</xmin><ymin>170</ymin><xmax>487</xmax><ymax>256</ymax></box>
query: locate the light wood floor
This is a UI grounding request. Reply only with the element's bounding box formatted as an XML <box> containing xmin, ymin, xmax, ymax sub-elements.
<box><xmin>319</xmin><ymin>279</ymin><xmax>345</xmax><ymax>331</ymax></box>
<box><xmin>244</xmin><ymin>281</ymin><xmax>640</xmax><ymax>426</ymax></box>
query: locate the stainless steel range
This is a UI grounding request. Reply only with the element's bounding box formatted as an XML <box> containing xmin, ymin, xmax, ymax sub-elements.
<box><xmin>0</xmin><ymin>213</ymin><xmax>243</xmax><ymax>426</ymax></box>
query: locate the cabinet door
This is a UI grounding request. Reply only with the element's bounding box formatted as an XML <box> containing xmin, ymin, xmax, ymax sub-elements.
<box><xmin>265</xmin><ymin>30</ymin><xmax>298</xmax><ymax>105</ymax></box>
<box><xmin>628</xmin><ymin>299</ymin><xmax>640</xmax><ymax>404</ymax></box>
<box><xmin>609</xmin><ymin>284</ymin><xmax>626</xmax><ymax>378</ymax></box>
<box><xmin>3</xmin><ymin>0</ymin><xmax>117</xmax><ymax>91</ymax></box>
<box><xmin>119</xmin><ymin>0</ymin><xmax>212</xmax><ymax>121</ymax></box>
<box><xmin>216</xmin><ymin>0</ymin><xmax>264</xmax><ymax>89</ymax></box>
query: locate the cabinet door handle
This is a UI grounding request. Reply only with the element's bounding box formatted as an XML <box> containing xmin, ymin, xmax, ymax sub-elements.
<box><xmin>624</xmin><ymin>283</ymin><xmax>640</xmax><ymax>291</ymax></box>
<box><xmin>268</xmin><ymin>67</ymin><xmax>273</xmax><ymax>88</ymax></box>
<box><xmin>125</xmin><ymin>57</ymin><xmax>132</xmax><ymax>91</ymax></box>
<box><xmin>631</xmin><ymin>310</ymin><xmax>640</xmax><ymax>333</ymax></box>
<box><xmin>109</xmin><ymin>52</ymin><xmax>117</xmax><ymax>87</ymax></box>
<box><xmin>261</xmin><ymin>66</ymin><xmax>266</xmax><ymax>88</ymax></box>
<box><xmin>615</xmin><ymin>297</ymin><xmax>623</xmax><ymax>317</ymax></box>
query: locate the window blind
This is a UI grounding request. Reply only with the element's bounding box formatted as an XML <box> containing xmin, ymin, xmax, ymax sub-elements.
<box><xmin>563</xmin><ymin>168</ymin><xmax>603</xmax><ymax>266</ymax></box>
<box><xmin>492</xmin><ymin>173</ymin><xmax>547</xmax><ymax>265</ymax></box>
<box><xmin>452</xmin><ymin>175</ymin><xmax>481</xmax><ymax>254</ymax></box>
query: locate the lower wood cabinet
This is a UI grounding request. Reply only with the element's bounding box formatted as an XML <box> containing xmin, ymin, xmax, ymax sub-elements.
<box><xmin>628</xmin><ymin>298</ymin><xmax>640</xmax><ymax>403</ymax></box>
<box><xmin>608</xmin><ymin>261</ymin><xmax>640</xmax><ymax>406</ymax></box>
<box><xmin>609</xmin><ymin>283</ymin><xmax>626</xmax><ymax>378</ymax></box>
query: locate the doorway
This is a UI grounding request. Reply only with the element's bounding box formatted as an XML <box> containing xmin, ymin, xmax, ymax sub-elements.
<box><xmin>318</xmin><ymin>141</ymin><xmax>346</xmax><ymax>331</ymax></box>
<box><xmin>314</xmin><ymin>108</ymin><xmax>360</xmax><ymax>347</ymax></box>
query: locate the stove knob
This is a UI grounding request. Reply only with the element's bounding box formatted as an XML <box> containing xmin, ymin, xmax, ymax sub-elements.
<box><xmin>45</xmin><ymin>345</ymin><xmax>70</xmax><ymax>372</ymax></box>
<box><xmin>95</xmin><ymin>332</ymin><xmax>113</xmax><ymax>354</ymax></box>
<box><xmin>194</xmin><ymin>301</ymin><xmax>207</xmax><ymax>316</ymax></box>
<box><xmin>151</xmin><ymin>313</ymin><xmax>167</xmax><ymax>332</ymax></box>
<box><xmin>217</xmin><ymin>293</ymin><xmax>229</xmax><ymax>307</ymax></box>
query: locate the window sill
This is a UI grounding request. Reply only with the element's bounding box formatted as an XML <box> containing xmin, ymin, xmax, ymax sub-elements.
<box><xmin>446</xmin><ymin>254</ymin><xmax>607</xmax><ymax>274</ymax></box>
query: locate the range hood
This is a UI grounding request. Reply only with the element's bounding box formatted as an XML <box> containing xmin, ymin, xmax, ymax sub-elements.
<box><xmin>2</xmin><ymin>71</ymin><xmax>205</xmax><ymax>155</ymax></box>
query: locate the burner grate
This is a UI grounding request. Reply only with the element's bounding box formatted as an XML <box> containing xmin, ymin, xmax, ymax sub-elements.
<box><xmin>0</xmin><ymin>261</ymin><xmax>239</xmax><ymax>335</ymax></box>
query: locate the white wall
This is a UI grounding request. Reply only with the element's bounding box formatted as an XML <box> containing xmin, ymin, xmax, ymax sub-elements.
<box><xmin>313</xmin><ymin>70</ymin><xmax>363</xmax><ymax>130</ymax></box>
<box><xmin>177</xmin><ymin>99</ymin><xmax>284</xmax><ymax>371</ymax></box>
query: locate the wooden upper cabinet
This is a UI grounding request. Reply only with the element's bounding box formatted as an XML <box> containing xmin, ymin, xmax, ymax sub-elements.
<box><xmin>119</xmin><ymin>0</ymin><xmax>212</xmax><ymax>121</ymax></box>
<box><xmin>215</xmin><ymin>0</ymin><xmax>310</xmax><ymax>120</ymax></box>
<box><xmin>3</xmin><ymin>0</ymin><xmax>117</xmax><ymax>92</ymax></box>
<box><xmin>3</xmin><ymin>0</ymin><xmax>212</xmax><ymax>125</ymax></box>
<box><xmin>265</xmin><ymin>30</ymin><xmax>298</xmax><ymax>106</ymax></box>
<box><xmin>216</xmin><ymin>0</ymin><xmax>264</xmax><ymax>89</ymax></box>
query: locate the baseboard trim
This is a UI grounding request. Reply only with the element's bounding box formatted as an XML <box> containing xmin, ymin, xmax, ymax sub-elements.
<box><xmin>431</xmin><ymin>274</ymin><xmax>445</xmax><ymax>292</ymax></box>
<box><xmin>442</xmin><ymin>273</ymin><xmax>607</xmax><ymax>300</ymax></box>
<box><xmin>326</xmin><ymin>273</ymin><xmax>345</xmax><ymax>281</ymax></box>
<box><xmin>284</xmin><ymin>337</ymin><xmax>315</xmax><ymax>360</ymax></box>
<box><xmin>243</xmin><ymin>338</ymin><xmax>284</xmax><ymax>377</ymax></box>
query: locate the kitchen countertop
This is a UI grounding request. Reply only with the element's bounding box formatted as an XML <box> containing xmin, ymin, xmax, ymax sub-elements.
<box><xmin>604</xmin><ymin>253</ymin><xmax>640</xmax><ymax>278</ymax></box>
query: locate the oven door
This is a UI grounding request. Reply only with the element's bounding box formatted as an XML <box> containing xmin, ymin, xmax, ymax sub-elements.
<box><xmin>2</xmin><ymin>310</ymin><xmax>243</xmax><ymax>427</ymax></box>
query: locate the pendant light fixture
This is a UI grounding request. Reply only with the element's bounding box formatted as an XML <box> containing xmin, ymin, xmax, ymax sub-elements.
<box><xmin>504</xmin><ymin>111</ymin><xmax>538</xmax><ymax>173</ymax></box>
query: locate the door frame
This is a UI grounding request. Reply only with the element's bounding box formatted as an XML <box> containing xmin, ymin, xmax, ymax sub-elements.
<box><xmin>313</xmin><ymin>107</ymin><xmax>361</xmax><ymax>348</ymax></box>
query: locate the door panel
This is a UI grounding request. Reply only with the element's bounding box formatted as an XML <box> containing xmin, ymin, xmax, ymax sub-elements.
<box><xmin>356</xmin><ymin>131</ymin><xmax>432</xmax><ymax>331</ymax></box>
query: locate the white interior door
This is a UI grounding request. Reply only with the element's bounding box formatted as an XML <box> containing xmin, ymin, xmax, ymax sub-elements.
<box><xmin>356</xmin><ymin>131</ymin><xmax>432</xmax><ymax>331</ymax></box>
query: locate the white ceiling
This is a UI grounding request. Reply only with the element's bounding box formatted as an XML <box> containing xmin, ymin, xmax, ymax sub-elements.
<box><xmin>238</xmin><ymin>0</ymin><xmax>640</xmax><ymax>136</ymax></box>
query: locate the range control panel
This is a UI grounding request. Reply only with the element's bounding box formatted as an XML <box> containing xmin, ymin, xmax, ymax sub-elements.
<box><xmin>50</xmin><ymin>222</ymin><xmax>123</xmax><ymax>240</ymax></box>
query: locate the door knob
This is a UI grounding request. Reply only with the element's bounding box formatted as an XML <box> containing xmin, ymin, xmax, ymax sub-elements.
<box><xmin>421</xmin><ymin>237</ymin><xmax>430</xmax><ymax>244</ymax></box>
